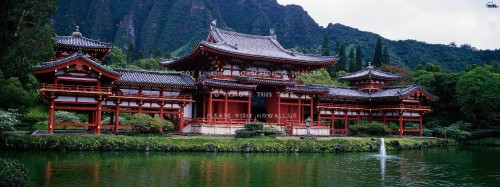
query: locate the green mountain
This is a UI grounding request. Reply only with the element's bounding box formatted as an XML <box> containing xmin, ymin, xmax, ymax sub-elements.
<box><xmin>53</xmin><ymin>0</ymin><xmax>499</xmax><ymax>72</ymax></box>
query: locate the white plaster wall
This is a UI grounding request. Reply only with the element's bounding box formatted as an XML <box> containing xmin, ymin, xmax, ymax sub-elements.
<box><xmin>293</xmin><ymin>127</ymin><xmax>330</xmax><ymax>136</ymax></box>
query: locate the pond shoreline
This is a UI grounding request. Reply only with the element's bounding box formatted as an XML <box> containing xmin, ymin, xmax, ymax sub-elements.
<box><xmin>0</xmin><ymin>134</ymin><xmax>456</xmax><ymax>153</ymax></box>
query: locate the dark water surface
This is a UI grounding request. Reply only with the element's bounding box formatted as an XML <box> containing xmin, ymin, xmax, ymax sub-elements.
<box><xmin>1</xmin><ymin>146</ymin><xmax>499</xmax><ymax>187</ymax></box>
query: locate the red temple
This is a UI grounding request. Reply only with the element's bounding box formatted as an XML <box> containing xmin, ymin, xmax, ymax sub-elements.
<box><xmin>35</xmin><ymin>23</ymin><xmax>436</xmax><ymax>136</ymax></box>
<box><xmin>34</xmin><ymin>27</ymin><xmax>195</xmax><ymax>134</ymax></box>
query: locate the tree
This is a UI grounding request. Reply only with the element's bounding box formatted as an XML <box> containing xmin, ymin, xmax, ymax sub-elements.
<box><xmin>105</xmin><ymin>47</ymin><xmax>127</xmax><ymax>68</ymax></box>
<box><xmin>321</xmin><ymin>31</ymin><xmax>330</xmax><ymax>56</ymax></box>
<box><xmin>126</xmin><ymin>43</ymin><xmax>135</xmax><ymax>64</ymax></box>
<box><xmin>334</xmin><ymin>40</ymin><xmax>346</xmax><ymax>72</ymax></box>
<box><xmin>382</xmin><ymin>47</ymin><xmax>390</xmax><ymax>64</ymax></box>
<box><xmin>295</xmin><ymin>68</ymin><xmax>346</xmax><ymax>86</ymax></box>
<box><xmin>380</xmin><ymin>64</ymin><xmax>411</xmax><ymax>85</ymax></box>
<box><xmin>415</xmin><ymin>64</ymin><xmax>424</xmax><ymax>71</ymax></box>
<box><xmin>0</xmin><ymin>0</ymin><xmax>57</xmax><ymax>84</ymax></box>
<box><xmin>456</xmin><ymin>66</ymin><xmax>500</xmax><ymax>127</ymax></box>
<box><xmin>0</xmin><ymin>72</ymin><xmax>32</xmax><ymax>112</ymax></box>
<box><xmin>355</xmin><ymin>45</ymin><xmax>363</xmax><ymax>71</ymax></box>
<box><xmin>135</xmin><ymin>58</ymin><xmax>160</xmax><ymax>70</ymax></box>
<box><xmin>0</xmin><ymin>109</ymin><xmax>21</xmax><ymax>134</ymax></box>
<box><xmin>348</xmin><ymin>48</ymin><xmax>356</xmax><ymax>72</ymax></box>
<box><xmin>54</xmin><ymin>111</ymin><xmax>81</xmax><ymax>123</ymax></box>
<box><xmin>372</xmin><ymin>37</ymin><xmax>383</xmax><ymax>67</ymax></box>
<box><xmin>155</xmin><ymin>50</ymin><xmax>162</xmax><ymax>59</ymax></box>
<box><xmin>137</xmin><ymin>50</ymin><xmax>144</xmax><ymax>60</ymax></box>
<box><xmin>425</xmin><ymin>63</ymin><xmax>443</xmax><ymax>72</ymax></box>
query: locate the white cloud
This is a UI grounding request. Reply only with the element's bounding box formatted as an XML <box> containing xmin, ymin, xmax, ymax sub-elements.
<box><xmin>277</xmin><ymin>0</ymin><xmax>500</xmax><ymax>49</ymax></box>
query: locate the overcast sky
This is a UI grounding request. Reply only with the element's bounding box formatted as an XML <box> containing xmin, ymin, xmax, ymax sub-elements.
<box><xmin>277</xmin><ymin>0</ymin><xmax>500</xmax><ymax>50</ymax></box>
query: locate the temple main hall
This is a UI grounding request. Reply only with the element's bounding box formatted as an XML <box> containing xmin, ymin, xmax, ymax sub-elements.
<box><xmin>34</xmin><ymin>23</ymin><xmax>436</xmax><ymax>136</ymax></box>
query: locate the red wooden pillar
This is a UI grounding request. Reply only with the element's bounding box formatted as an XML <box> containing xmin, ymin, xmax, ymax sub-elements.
<box><xmin>357</xmin><ymin>111</ymin><xmax>361</xmax><ymax>124</ymax></box>
<box><xmin>383</xmin><ymin>112</ymin><xmax>387</xmax><ymax>126</ymax></box>
<box><xmin>48</xmin><ymin>97</ymin><xmax>55</xmax><ymax>134</ymax></box>
<box><xmin>330</xmin><ymin>109</ymin><xmax>335</xmax><ymax>135</ymax></box>
<box><xmin>309</xmin><ymin>96</ymin><xmax>313</xmax><ymax>124</ymax></box>
<box><xmin>179</xmin><ymin>104</ymin><xmax>185</xmax><ymax>133</ymax></box>
<box><xmin>208</xmin><ymin>92</ymin><xmax>213</xmax><ymax>123</ymax></box>
<box><xmin>297</xmin><ymin>95</ymin><xmax>301</xmax><ymax>122</ymax></box>
<box><xmin>114</xmin><ymin>102</ymin><xmax>120</xmax><ymax>132</ymax></box>
<box><xmin>277</xmin><ymin>93</ymin><xmax>281</xmax><ymax>124</ymax></box>
<box><xmin>247</xmin><ymin>93</ymin><xmax>251</xmax><ymax>122</ymax></box>
<box><xmin>96</xmin><ymin>99</ymin><xmax>102</xmax><ymax>134</ymax></box>
<box><xmin>202</xmin><ymin>94</ymin><xmax>206</xmax><ymax>119</ymax></box>
<box><xmin>224</xmin><ymin>91</ymin><xmax>228</xmax><ymax>120</ymax></box>
<box><xmin>159</xmin><ymin>103</ymin><xmax>164</xmax><ymax>133</ymax></box>
<box><xmin>419</xmin><ymin>113</ymin><xmax>423</xmax><ymax>137</ymax></box>
<box><xmin>344</xmin><ymin>111</ymin><xmax>348</xmax><ymax>135</ymax></box>
<box><xmin>398</xmin><ymin>111</ymin><xmax>403</xmax><ymax>137</ymax></box>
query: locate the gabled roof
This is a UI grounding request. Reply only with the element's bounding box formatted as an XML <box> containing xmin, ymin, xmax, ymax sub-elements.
<box><xmin>197</xmin><ymin>78</ymin><xmax>257</xmax><ymax>90</ymax></box>
<box><xmin>56</xmin><ymin>36</ymin><xmax>112</xmax><ymax>49</ymax></box>
<box><xmin>112</xmin><ymin>69</ymin><xmax>196</xmax><ymax>89</ymax></box>
<box><xmin>325</xmin><ymin>86</ymin><xmax>370</xmax><ymax>99</ymax></box>
<box><xmin>371</xmin><ymin>84</ymin><xmax>437</xmax><ymax>101</ymax></box>
<box><xmin>56</xmin><ymin>27</ymin><xmax>112</xmax><ymax>49</ymax></box>
<box><xmin>322</xmin><ymin>84</ymin><xmax>437</xmax><ymax>101</ymax></box>
<box><xmin>162</xmin><ymin>23</ymin><xmax>337</xmax><ymax>70</ymax></box>
<box><xmin>204</xmin><ymin>27</ymin><xmax>338</xmax><ymax>63</ymax></box>
<box><xmin>340</xmin><ymin>65</ymin><xmax>402</xmax><ymax>81</ymax></box>
<box><xmin>34</xmin><ymin>52</ymin><xmax>119</xmax><ymax>78</ymax></box>
<box><xmin>284</xmin><ymin>84</ymin><xmax>330</xmax><ymax>94</ymax></box>
<box><xmin>238</xmin><ymin>77</ymin><xmax>297</xmax><ymax>86</ymax></box>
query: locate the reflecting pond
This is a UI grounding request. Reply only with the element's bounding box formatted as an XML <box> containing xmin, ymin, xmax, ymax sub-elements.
<box><xmin>2</xmin><ymin>146</ymin><xmax>500</xmax><ymax>186</ymax></box>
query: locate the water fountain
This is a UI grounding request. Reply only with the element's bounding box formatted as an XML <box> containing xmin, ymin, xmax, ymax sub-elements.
<box><xmin>380</xmin><ymin>138</ymin><xmax>387</xmax><ymax>157</ymax></box>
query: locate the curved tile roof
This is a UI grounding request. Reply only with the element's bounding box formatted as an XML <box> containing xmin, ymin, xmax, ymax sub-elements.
<box><xmin>197</xmin><ymin>78</ymin><xmax>257</xmax><ymax>90</ymax></box>
<box><xmin>204</xmin><ymin>27</ymin><xmax>338</xmax><ymax>63</ymax></box>
<box><xmin>340</xmin><ymin>65</ymin><xmax>402</xmax><ymax>81</ymax></box>
<box><xmin>56</xmin><ymin>36</ymin><xmax>112</xmax><ymax>49</ymax></box>
<box><xmin>285</xmin><ymin>84</ymin><xmax>330</xmax><ymax>94</ymax></box>
<box><xmin>34</xmin><ymin>52</ymin><xmax>119</xmax><ymax>76</ymax></box>
<box><xmin>322</xmin><ymin>84</ymin><xmax>437</xmax><ymax>100</ymax></box>
<box><xmin>238</xmin><ymin>77</ymin><xmax>297</xmax><ymax>86</ymax></box>
<box><xmin>113</xmin><ymin>69</ymin><xmax>195</xmax><ymax>88</ymax></box>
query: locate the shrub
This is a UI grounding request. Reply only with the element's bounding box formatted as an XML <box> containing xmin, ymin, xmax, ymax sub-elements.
<box><xmin>445</xmin><ymin>121</ymin><xmax>471</xmax><ymax>139</ymax></box>
<box><xmin>235</xmin><ymin>129</ymin><xmax>257</xmax><ymax>138</ymax></box>
<box><xmin>101</xmin><ymin>116</ymin><xmax>128</xmax><ymax>125</ymax></box>
<box><xmin>244</xmin><ymin>122</ymin><xmax>264</xmax><ymax>131</ymax></box>
<box><xmin>236</xmin><ymin>122</ymin><xmax>276</xmax><ymax>138</ymax></box>
<box><xmin>54</xmin><ymin>111</ymin><xmax>81</xmax><ymax>123</ymax></box>
<box><xmin>259</xmin><ymin>127</ymin><xmax>278</xmax><ymax>136</ymax></box>
<box><xmin>406</xmin><ymin>122</ymin><xmax>419</xmax><ymax>130</ymax></box>
<box><xmin>0</xmin><ymin>158</ymin><xmax>29</xmax><ymax>187</ymax></box>
<box><xmin>349</xmin><ymin>121</ymin><xmax>390</xmax><ymax>136</ymax></box>
<box><xmin>388</xmin><ymin>122</ymin><xmax>399</xmax><ymax>131</ymax></box>
<box><xmin>128</xmin><ymin>114</ymin><xmax>173</xmax><ymax>133</ymax></box>
<box><xmin>0</xmin><ymin>109</ymin><xmax>21</xmax><ymax>134</ymax></box>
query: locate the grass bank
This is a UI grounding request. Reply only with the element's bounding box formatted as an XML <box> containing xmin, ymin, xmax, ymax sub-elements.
<box><xmin>468</xmin><ymin>138</ymin><xmax>500</xmax><ymax>146</ymax></box>
<box><xmin>0</xmin><ymin>134</ymin><xmax>455</xmax><ymax>153</ymax></box>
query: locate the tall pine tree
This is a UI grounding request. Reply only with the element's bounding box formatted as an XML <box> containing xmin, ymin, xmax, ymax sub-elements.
<box><xmin>382</xmin><ymin>47</ymin><xmax>390</xmax><ymax>65</ymax></box>
<box><xmin>355</xmin><ymin>45</ymin><xmax>363</xmax><ymax>71</ymax></box>
<box><xmin>348</xmin><ymin>48</ymin><xmax>355</xmax><ymax>72</ymax></box>
<box><xmin>335</xmin><ymin>40</ymin><xmax>346</xmax><ymax>72</ymax></box>
<box><xmin>372</xmin><ymin>37</ymin><xmax>383</xmax><ymax>67</ymax></box>
<box><xmin>323</xmin><ymin>31</ymin><xmax>336</xmax><ymax>78</ymax></box>
<box><xmin>322</xmin><ymin>31</ymin><xmax>330</xmax><ymax>56</ymax></box>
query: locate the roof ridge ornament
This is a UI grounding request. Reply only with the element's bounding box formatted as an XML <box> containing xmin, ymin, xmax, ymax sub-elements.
<box><xmin>270</xmin><ymin>29</ymin><xmax>276</xmax><ymax>40</ymax></box>
<box><xmin>72</xmin><ymin>25</ymin><xmax>82</xmax><ymax>37</ymax></box>
<box><xmin>210</xmin><ymin>20</ymin><xmax>217</xmax><ymax>31</ymax></box>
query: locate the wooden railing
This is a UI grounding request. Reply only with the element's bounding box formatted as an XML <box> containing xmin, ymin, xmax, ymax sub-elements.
<box><xmin>40</xmin><ymin>84</ymin><xmax>112</xmax><ymax>93</ymax></box>
<box><xmin>113</xmin><ymin>94</ymin><xmax>192</xmax><ymax>101</ymax></box>
<box><xmin>317</xmin><ymin>104</ymin><xmax>430</xmax><ymax>110</ymax></box>
<box><xmin>188</xmin><ymin>118</ymin><xmax>248</xmax><ymax>126</ymax></box>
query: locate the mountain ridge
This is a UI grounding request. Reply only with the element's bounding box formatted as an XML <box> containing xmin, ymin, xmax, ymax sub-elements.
<box><xmin>53</xmin><ymin>0</ymin><xmax>499</xmax><ymax>72</ymax></box>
